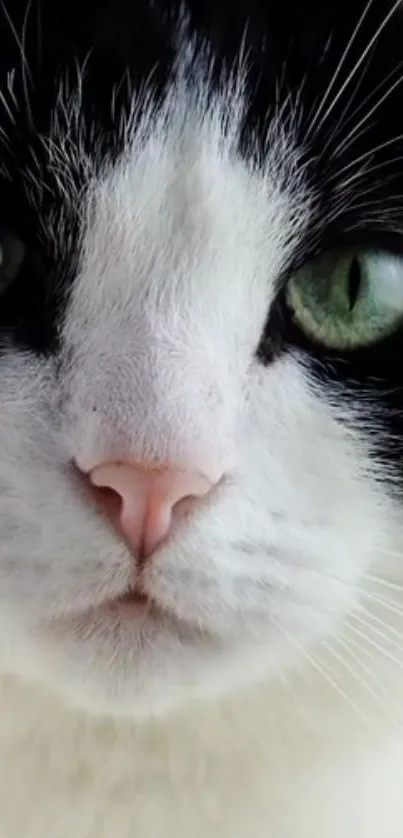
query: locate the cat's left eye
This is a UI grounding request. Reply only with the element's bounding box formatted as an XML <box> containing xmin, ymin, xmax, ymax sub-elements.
<box><xmin>286</xmin><ymin>248</ymin><xmax>403</xmax><ymax>350</ymax></box>
<box><xmin>0</xmin><ymin>228</ymin><xmax>26</xmax><ymax>295</ymax></box>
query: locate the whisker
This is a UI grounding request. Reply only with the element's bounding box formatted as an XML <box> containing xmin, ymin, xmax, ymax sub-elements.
<box><xmin>340</xmin><ymin>630</ymin><xmax>403</xmax><ymax>716</ymax></box>
<box><xmin>319</xmin><ymin>54</ymin><xmax>373</xmax><ymax>156</ymax></box>
<box><xmin>358</xmin><ymin>588</ymin><xmax>403</xmax><ymax>620</ymax></box>
<box><xmin>347</xmin><ymin>619</ymin><xmax>403</xmax><ymax>673</ymax></box>
<box><xmin>349</xmin><ymin>611</ymin><xmax>403</xmax><ymax>656</ymax></box>
<box><xmin>0</xmin><ymin>2</ymin><xmax>32</xmax><ymax>82</ymax></box>
<box><xmin>328</xmin><ymin>119</ymin><xmax>377</xmax><ymax>164</ymax></box>
<box><xmin>0</xmin><ymin>89</ymin><xmax>16</xmax><ymax>125</ymax></box>
<box><xmin>361</xmin><ymin>571</ymin><xmax>403</xmax><ymax>591</ymax></box>
<box><xmin>302</xmin><ymin>562</ymin><xmax>403</xmax><ymax>600</ymax></box>
<box><xmin>350</xmin><ymin>612</ymin><xmax>403</xmax><ymax>666</ymax></box>
<box><xmin>337</xmin><ymin>155</ymin><xmax>403</xmax><ymax>191</ymax></box>
<box><xmin>21</xmin><ymin>0</ymin><xmax>34</xmax><ymax>127</ymax></box>
<box><xmin>330</xmin><ymin>163</ymin><xmax>374</xmax><ymax>196</ymax></box>
<box><xmin>324</xmin><ymin>59</ymin><xmax>403</xmax><ymax>156</ymax></box>
<box><xmin>308</xmin><ymin>0</ymin><xmax>401</xmax><ymax>140</ymax></box>
<box><xmin>299</xmin><ymin>565</ymin><xmax>403</xmax><ymax>640</ymax></box>
<box><xmin>322</xmin><ymin>635</ymin><xmax>391</xmax><ymax>714</ymax></box>
<box><xmin>328</xmin><ymin>133</ymin><xmax>403</xmax><ymax>182</ymax></box>
<box><xmin>369</xmin><ymin>546</ymin><xmax>403</xmax><ymax>562</ymax></box>
<box><xmin>306</xmin><ymin>0</ymin><xmax>375</xmax><ymax>138</ymax></box>
<box><xmin>332</xmin><ymin>67</ymin><xmax>403</xmax><ymax>159</ymax></box>
<box><xmin>274</xmin><ymin>620</ymin><xmax>368</xmax><ymax>720</ymax></box>
<box><xmin>357</xmin><ymin>603</ymin><xmax>403</xmax><ymax>644</ymax></box>
<box><xmin>6</xmin><ymin>68</ymin><xmax>18</xmax><ymax>112</ymax></box>
<box><xmin>0</xmin><ymin>0</ymin><xmax>34</xmax><ymax>127</ymax></box>
<box><xmin>343</xmin><ymin>627</ymin><xmax>381</xmax><ymax>667</ymax></box>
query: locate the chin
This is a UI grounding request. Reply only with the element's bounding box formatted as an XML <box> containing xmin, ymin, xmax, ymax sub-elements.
<box><xmin>4</xmin><ymin>512</ymin><xmax>382</xmax><ymax>722</ymax></box>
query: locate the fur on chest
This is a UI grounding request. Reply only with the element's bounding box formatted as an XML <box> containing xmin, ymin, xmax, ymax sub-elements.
<box><xmin>1</xmin><ymin>670</ymin><xmax>403</xmax><ymax>838</ymax></box>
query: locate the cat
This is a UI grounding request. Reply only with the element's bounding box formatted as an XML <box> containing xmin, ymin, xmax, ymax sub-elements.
<box><xmin>0</xmin><ymin>0</ymin><xmax>403</xmax><ymax>835</ymax></box>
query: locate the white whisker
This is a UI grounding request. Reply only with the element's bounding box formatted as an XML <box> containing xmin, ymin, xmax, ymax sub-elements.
<box><xmin>322</xmin><ymin>635</ymin><xmax>392</xmax><ymax>714</ymax></box>
<box><xmin>273</xmin><ymin>620</ymin><xmax>368</xmax><ymax>720</ymax></box>
<box><xmin>21</xmin><ymin>0</ymin><xmax>34</xmax><ymax>127</ymax></box>
<box><xmin>0</xmin><ymin>0</ymin><xmax>33</xmax><ymax>127</ymax></box>
<box><xmin>0</xmin><ymin>89</ymin><xmax>16</xmax><ymax>125</ymax></box>
<box><xmin>329</xmin><ymin>134</ymin><xmax>403</xmax><ymax>182</ymax></box>
<box><xmin>341</xmin><ymin>630</ymin><xmax>403</xmax><ymax>715</ymax></box>
<box><xmin>6</xmin><ymin>68</ymin><xmax>18</xmax><ymax>112</ymax></box>
<box><xmin>347</xmin><ymin>619</ymin><xmax>403</xmax><ymax>673</ymax></box>
<box><xmin>343</xmin><ymin>627</ymin><xmax>381</xmax><ymax>667</ymax></box>
<box><xmin>358</xmin><ymin>588</ymin><xmax>403</xmax><ymax>621</ymax></box>
<box><xmin>350</xmin><ymin>611</ymin><xmax>403</xmax><ymax>656</ymax></box>
<box><xmin>333</xmin><ymin>67</ymin><xmax>403</xmax><ymax>159</ymax></box>
<box><xmin>361</xmin><ymin>571</ymin><xmax>403</xmax><ymax>591</ymax></box>
<box><xmin>308</xmin><ymin>0</ymin><xmax>401</xmax><ymax>140</ymax></box>
<box><xmin>306</xmin><ymin>0</ymin><xmax>375</xmax><ymax>138</ymax></box>
<box><xmin>325</xmin><ymin>59</ymin><xmax>403</xmax><ymax>156</ymax></box>
<box><xmin>339</xmin><ymin>155</ymin><xmax>403</xmax><ymax>191</ymax></box>
<box><xmin>0</xmin><ymin>2</ymin><xmax>32</xmax><ymax>83</ymax></box>
<box><xmin>358</xmin><ymin>604</ymin><xmax>403</xmax><ymax>645</ymax></box>
<box><xmin>370</xmin><ymin>546</ymin><xmax>403</xmax><ymax>562</ymax></box>
<box><xmin>328</xmin><ymin>119</ymin><xmax>377</xmax><ymax>165</ymax></box>
<box><xmin>306</xmin><ymin>561</ymin><xmax>403</xmax><ymax>602</ymax></box>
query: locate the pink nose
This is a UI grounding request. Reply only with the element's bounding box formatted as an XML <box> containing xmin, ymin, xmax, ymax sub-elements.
<box><xmin>87</xmin><ymin>462</ymin><xmax>215</xmax><ymax>557</ymax></box>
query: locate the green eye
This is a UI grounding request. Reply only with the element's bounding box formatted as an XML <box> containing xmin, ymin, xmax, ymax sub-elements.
<box><xmin>286</xmin><ymin>249</ymin><xmax>403</xmax><ymax>349</ymax></box>
<box><xmin>0</xmin><ymin>228</ymin><xmax>26</xmax><ymax>294</ymax></box>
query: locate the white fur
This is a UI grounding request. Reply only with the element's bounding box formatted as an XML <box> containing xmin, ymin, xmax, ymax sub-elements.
<box><xmin>0</xmin><ymin>62</ymin><xmax>402</xmax><ymax>836</ymax></box>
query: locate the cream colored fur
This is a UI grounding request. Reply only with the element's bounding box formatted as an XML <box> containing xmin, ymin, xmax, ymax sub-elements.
<box><xmin>2</xmin><ymin>618</ymin><xmax>403</xmax><ymax>838</ymax></box>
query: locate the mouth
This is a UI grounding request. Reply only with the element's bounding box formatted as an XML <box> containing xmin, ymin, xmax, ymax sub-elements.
<box><xmin>101</xmin><ymin>579</ymin><xmax>155</xmax><ymax>613</ymax></box>
<box><xmin>113</xmin><ymin>588</ymin><xmax>151</xmax><ymax>609</ymax></box>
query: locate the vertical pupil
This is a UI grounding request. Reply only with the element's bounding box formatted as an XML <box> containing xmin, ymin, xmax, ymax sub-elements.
<box><xmin>347</xmin><ymin>256</ymin><xmax>361</xmax><ymax>311</ymax></box>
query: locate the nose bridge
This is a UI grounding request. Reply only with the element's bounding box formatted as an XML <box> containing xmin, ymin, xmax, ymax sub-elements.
<box><xmin>127</xmin><ymin>353</ymin><xmax>225</xmax><ymax>477</ymax></box>
<box><xmin>70</xmin><ymin>316</ymin><xmax>210</xmax><ymax>405</ymax></box>
<box><xmin>135</xmin><ymin>346</ymin><xmax>213</xmax><ymax>425</ymax></box>
<box><xmin>67</xmin><ymin>330</ymin><xmax>232</xmax><ymax>480</ymax></box>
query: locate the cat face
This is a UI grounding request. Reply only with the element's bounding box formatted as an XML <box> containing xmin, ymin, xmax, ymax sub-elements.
<box><xmin>0</xmin><ymin>0</ymin><xmax>402</xmax><ymax>718</ymax></box>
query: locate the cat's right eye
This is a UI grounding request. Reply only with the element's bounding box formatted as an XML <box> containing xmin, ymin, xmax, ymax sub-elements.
<box><xmin>0</xmin><ymin>228</ymin><xmax>26</xmax><ymax>295</ymax></box>
<box><xmin>286</xmin><ymin>248</ymin><xmax>403</xmax><ymax>350</ymax></box>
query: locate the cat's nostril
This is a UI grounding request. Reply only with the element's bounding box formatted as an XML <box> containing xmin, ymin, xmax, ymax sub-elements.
<box><xmin>80</xmin><ymin>461</ymin><xmax>217</xmax><ymax>558</ymax></box>
<box><xmin>92</xmin><ymin>484</ymin><xmax>123</xmax><ymax>524</ymax></box>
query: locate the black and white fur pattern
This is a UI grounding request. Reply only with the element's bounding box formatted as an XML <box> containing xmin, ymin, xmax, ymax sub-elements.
<box><xmin>1</xmin><ymin>1</ymin><xmax>403</xmax><ymax>835</ymax></box>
